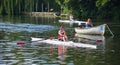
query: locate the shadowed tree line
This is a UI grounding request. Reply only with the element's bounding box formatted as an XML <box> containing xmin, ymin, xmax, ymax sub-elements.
<box><xmin>56</xmin><ymin>0</ymin><xmax>120</xmax><ymax>21</ymax></box>
<box><xmin>0</xmin><ymin>0</ymin><xmax>60</xmax><ymax>15</ymax></box>
<box><xmin>0</xmin><ymin>0</ymin><xmax>119</xmax><ymax>21</ymax></box>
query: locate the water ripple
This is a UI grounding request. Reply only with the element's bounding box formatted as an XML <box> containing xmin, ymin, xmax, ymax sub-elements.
<box><xmin>0</xmin><ymin>22</ymin><xmax>57</xmax><ymax>33</ymax></box>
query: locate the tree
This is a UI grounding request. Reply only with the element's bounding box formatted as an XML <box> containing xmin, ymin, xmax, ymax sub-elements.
<box><xmin>96</xmin><ymin>0</ymin><xmax>120</xmax><ymax>20</ymax></box>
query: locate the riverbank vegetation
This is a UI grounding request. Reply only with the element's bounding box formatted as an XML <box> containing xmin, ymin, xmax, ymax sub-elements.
<box><xmin>0</xmin><ymin>0</ymin><xmax>119</xmax><ymax>21</ymax></box>
<box><xmin>0</xmin><ymin>0</ymin><xmax>60</xmax><ymax>15</ymax></box>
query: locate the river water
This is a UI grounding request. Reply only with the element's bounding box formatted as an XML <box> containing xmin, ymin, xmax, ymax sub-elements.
<box><xmin>0</xmin><ymin>16</ymin><xmax>120</xmax><ymax>65</ymax></box>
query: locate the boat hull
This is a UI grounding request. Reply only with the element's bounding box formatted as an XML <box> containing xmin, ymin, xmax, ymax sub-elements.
<box><xmin>75</xmin><ymin>24</ymin><xmax>106</xmax><ymax>35</ymax></box>
<box><xmin>31</xmin><ymin>37</ymin><xmax>96</xmax><ymax>49</ymax></box>
<box><xmin>59</xmin><ymin>20</ymin><xmax>86</xmax><ymax>23</ymax></box>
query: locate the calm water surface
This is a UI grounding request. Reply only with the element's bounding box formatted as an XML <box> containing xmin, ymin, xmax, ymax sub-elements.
<box><xmin>0</xmin><ymin>16</ymin><xmax>120</xmax><ymax>65</ymax></box>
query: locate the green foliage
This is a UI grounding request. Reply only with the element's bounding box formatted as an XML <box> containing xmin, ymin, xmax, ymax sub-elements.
<box><xmin>0</xmin><ymin>0</ymin><xmax>119</xmax><ymax>21</ymax></box>
<box><xmin>0</xmin><ymin>0</ymin><xmax>60</xmax><ymax>15</ymax></box>
<box><xmin>55</xmin><ymin>0</ymin><xmax>119</xmax><ymax>21</ymax></box>
<box><xmin>96</xmin><ymin>0</ymin><xmax>108</xmax><ymax>9</ymax></box>
<box><xmin>96</xmin><ymin>0</ymin><xmax>120</xmax><ymax>20</ymax></box>
<box><xmin>62</xmin><ymin>0</ymin><xmax>97</xmax><ymax>19</ymax></box>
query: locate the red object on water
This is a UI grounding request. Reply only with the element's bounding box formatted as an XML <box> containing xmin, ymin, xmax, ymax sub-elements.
<box><xmin>96</xmin><ymin>40</ymin><xmax>103</xmax><ymax>42</ymax></box>
<box><xmin>17</xmin><ymin>41</ymin><xmax>25</xmax><ymax>45</ymax></box>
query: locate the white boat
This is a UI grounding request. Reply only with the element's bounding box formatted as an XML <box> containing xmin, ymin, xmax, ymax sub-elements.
<box><xmin>75</xmin><ymin>33</ymin><xmax>105</xmax><ymax>41</ymax></box>
<box><xmin>59</xmin><ymin>20</ymin><xmax>86</xmax><ymax>24</ymax></box>
<box><xmin>75</xmin><ymin>24</ymin><xmax>106</xmax><ymax>35</ymax></box>
<box><xmin>31</xmin><ymin>37</ymin><xmax>96</xmax><ymax>49</ymax></box>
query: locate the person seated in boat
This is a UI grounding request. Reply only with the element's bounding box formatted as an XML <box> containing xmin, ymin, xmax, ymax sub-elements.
<box><xmin>86</xmin><ymin>18</ymin><xmax>93</xmax><ymax>28</ymax></box>
<box><xmin>78</xmin><ymin>22</ymin><xmax>86</xmax><ymax>28</ymax></box>
<box><xmin>58</xmin><ymin>25</ymin><xmax>68</xmax><ymax>41</ymax></box>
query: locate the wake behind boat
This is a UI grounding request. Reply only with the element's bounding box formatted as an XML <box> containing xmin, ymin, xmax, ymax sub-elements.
<box><xmin>31</xmin><ymin>37</ymin><xmax>96</xmax><ymax>49</ymax></box>
<box><xmin>75</xmin><ymin>24</ymin><xmax>106</xmax><ymax>35</ymax></box>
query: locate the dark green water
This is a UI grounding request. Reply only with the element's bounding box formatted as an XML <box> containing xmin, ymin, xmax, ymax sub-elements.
<box><xmin>0</xmin><ymin>16</ymin><xmax>120</xmax><ymax>65</ymax></box>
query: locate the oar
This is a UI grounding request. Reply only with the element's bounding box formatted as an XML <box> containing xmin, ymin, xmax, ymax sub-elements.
<box><xmin>31</xmin><ymin>37</ymin><xmax>55</xmax><ymax>42</ymax></box>
<box><xmin>31</xmin><ymin>37</ymin><xmax>45</xmax><ymax>42</ymax></box>
<box><xmin>106</xmin><ymin>24</ymin><xmax>114</xmax><ymax>37</ymax></box>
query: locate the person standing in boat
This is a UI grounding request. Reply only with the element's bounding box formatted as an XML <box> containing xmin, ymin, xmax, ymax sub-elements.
<box><xmin>86</xmin><ymin>18</ymin><xmax>93</xmax><ymax>28</ymax></box>
<box><xmin>69</xmin><ymin>14</ymin><xmax>74</xmax><ymax>27</ymax></box>
<box><xmin>58</xmin><ymin>25</ymin><xmax>68</xmax><ymax>41</ymax></box>
<box><xmin>69</xmin><ymin>14</ymin><xmax>74</xmax><ymax>21</ymax></box>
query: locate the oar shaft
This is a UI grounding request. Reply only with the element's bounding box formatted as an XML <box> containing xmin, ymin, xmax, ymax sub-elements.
<box><xmin>106</xmin><ymin>24</ymin><xmax>114</xmax><ymax>37</ymax></box>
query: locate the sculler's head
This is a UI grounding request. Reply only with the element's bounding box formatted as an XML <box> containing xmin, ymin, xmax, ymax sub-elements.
<box><xmin>60</xmin><ymin>25</ymin><xmax>65</xmax><ymax>30</ymax></box>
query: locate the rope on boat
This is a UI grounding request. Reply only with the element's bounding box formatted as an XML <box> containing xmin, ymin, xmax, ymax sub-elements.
<box><xmin>106</xmin><ymin>24</ymin><xmax>114</xmax><ymax>37</ymax></box>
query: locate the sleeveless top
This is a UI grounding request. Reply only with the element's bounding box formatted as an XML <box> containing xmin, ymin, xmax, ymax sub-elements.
<box><xmin>58</xmin><ymin>30</ymin><xmax>65</xmax><ymax>40</ymax></box>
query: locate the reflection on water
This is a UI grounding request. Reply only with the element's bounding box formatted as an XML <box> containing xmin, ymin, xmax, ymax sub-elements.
<box><xmin>57</xmin><ymin>46</ymin><xmax>67</xmax><ymax>64</ymax></box>
<box><xmin>0</xmin><ymin>41</ymin><xmax>106</xmax><ymax>65</ymax></box>
<box><xmin>74</xmin><ymin>34</ymin><xmax>106</xmax><ymax>51</ymax></box>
